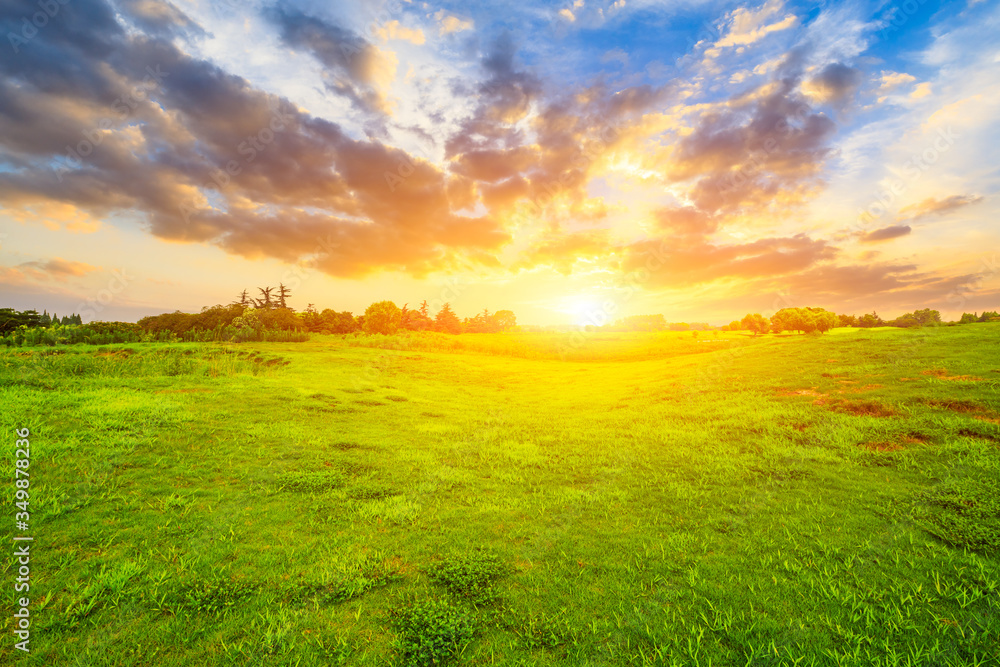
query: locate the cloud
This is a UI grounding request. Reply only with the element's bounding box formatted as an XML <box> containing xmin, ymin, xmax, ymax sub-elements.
<box><xmin>16</xmin><ymin>258</ymin><xmax>99</xmax><ymax>281</ymax></box>
<box><xmin>0</xmin><ymin>0</ymin><xmax>512</xmax><ymax>280</ymax></box>
<box><xmin>897</xmin><ymin>195</ymin><xmax>984</xmax><ymax>221</ymax></box>
<box><xmin>802</xmin><ymin>63</ymin><xmax>862</xmax><ymax>105</ymax></box>
<box><xmin>715</xmin><ymin>0</ymin><xmax>799</xmax><ymax>49</ymax></box>
<box><xmin>513</xmin><ymin>230</ymin><xmax>613</xmax><ymax>274</ymax></box>
<box><xmin>659</xmin><ymin>64</ymin><xmax>837</xmax><ymax>222</ymax></box>
<box><xmin>559</xmin><ymin>8</ymin><xmax>577</xmax><ymax>22</ymax></box>
<box><xmin>859</xmin><ymin>225</ymin><xmax>911</xmax><ymax>243</ymax></box>
<box><xmin>267</xmin><ymin>7</ymin><xmax>399</xmax><ymax>117</ymax></box>
<box><xmin>373</xmin><ymin>20</ymin><xmax>425</xmax><ymax>45</ymax></box>
<box><xmin>877</xmin><ymin>70</ymin><xmax>916</xmax><ymax>92</ymax></box>
<box><xmin>115</xmin><ymin>0</ymin><xmax>204</xmax><ymax>39</ymax></box>
<box><xmin>910</xmin><ymin>82</ymin><xmax>932</xmax><ymax>99</ymax></box>
<box><xmin>444</xmin><ymin>32</ymin><xmax>543</xmax><ymax>157</ymax></box>
<box><xmin>652</xmin><ymin>206</ymin><xmax>719</xmax><ymax>237</ymax></box>
<box><xmin>622</xmin><ymin>234</ymin><xmax>836</xmax><ymax>288</ymax></box>
<box><xmin>435</xmin><ymin>11</ymin><xmax>473</xmax><ymax>35</ymax></box>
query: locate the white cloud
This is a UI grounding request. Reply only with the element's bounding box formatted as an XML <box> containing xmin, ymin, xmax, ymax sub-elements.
<box><xmin>714</xmin><ymin>0</ymin><xmax>798</xmax><ymax>49</ymax></box>
<box><xmin>434</xmin><ymin>11</ymin><xmax>474</xmax><ymax>35</ymax></box>
<box><xmin>373</xmin><ymin>20</ymin><xmax>425</xmax><ymax>45</ymax></box>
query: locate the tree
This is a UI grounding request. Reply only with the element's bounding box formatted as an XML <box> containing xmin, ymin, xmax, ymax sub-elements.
<box><xmin>728</xmin><ymin>320</ymin><xmax>741</xmax><ymax>331</ymax></box>
<box><xmin>236</xmin><ymin>289</ymin><xmax>251</xmax><ymax>307</ymax></box>
<box><xmin>435</xmin><ymin>303</ymin><xmax>461</xmax><ymax>334</ymax></box>
<box><xmin>858</xmin><ymin>311</ymin><xmax>884</xmax><ymax>328</ymax></box>
<box><xmin>277</xmin><ymin>283</ymin><xmax>292</xmax><ymax>309</ymax></box>
<box><xmin>838</xmin><ymin>314</ymin><xmax>857</xmax><ymax>327</ymax></box>
<box><xmin>40</xmin><ymin>310</ymin><xmax>51</xmax><ymax>326</ymax></box>
<box><xmin>493</xmin><ymin>310</ymin><xmax>516</xmax><ymax>332</ymax></box>
<box><xmin>741</xmin><ymin>313</ymin><xmax>770</xmax><ymax>336</ymax></box>
<box><xmin>814</xmin><ymin>310</ymin><xmax>838</xmax><ymax>333</ymax></box>
<box><xmin>465</xmin><ymin>309</ymin><xmax>496</xmax><ymax>333</ymax></box>
<box><xmin>888</xmin><ymin>308</ymin><xmax>941</xmax><ymax>328</ymax></box>
<box><xmin>256</xmin><ymin>286</ymin><xmax>274</xmax><ymax>309</ymax></box>
<box><xmin>401</xmin><ymin>303</ymin><xmax>434</xmax><ymax>331</ymax></box>
<box><xmin>363</xmin><ymin>301</ymin><xmax>401</xmax><ymax>335</ymax></box>
<box><xmin>317</xmin><ymin>310</ymin><xmax>358</xmax><ymax>333</ymax></box>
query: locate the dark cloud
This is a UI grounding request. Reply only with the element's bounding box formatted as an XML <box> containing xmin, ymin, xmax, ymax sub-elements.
<box><xmin>444</xmin><ymin>32</ymin><xmax>542</xmax><ymax>158</ymax></box>
<box><xmin>114</xmin><ymin>0</ymin><xmax>205</xmax><ymax>39</ymax></box>
<box><xmin>267</xmin><ymin>7</ymin><xmax>395</xmax><ymax>122</ymax></box>
<box><xmin>665</xmin><ymin>70</ymin><xmax>837</xmax><ymax>220</ymax></box>
<box><xmin>860</xmin><ymin>225</ymin><xmax>911</xmax><ymax>243</ymax></box>
<box><xmin>804</xmin><ymin>63</ymin><xmax>862</xmax><ymax>105</ymax></box>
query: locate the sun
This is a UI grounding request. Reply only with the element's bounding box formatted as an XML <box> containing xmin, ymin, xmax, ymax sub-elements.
<box><xmin>558</xmin><ymin>295</ymin><xmax>605</xmax><ymax>327</ymax></box>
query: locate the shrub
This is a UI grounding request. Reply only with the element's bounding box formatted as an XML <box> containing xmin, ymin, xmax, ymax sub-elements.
<box><xmin>390</xmin><ymin>598</ymin><xmax>475</xmax><ymax>666</ymax></box>
<box><xmin>425</xmin><ymin>552</ymin><xmax>508</xmax><ymax>604</ymax></box>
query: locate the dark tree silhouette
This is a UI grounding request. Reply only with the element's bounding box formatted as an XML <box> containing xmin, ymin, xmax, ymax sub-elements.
<box><xmin>256</xmin><ymin>286</ymin><xmax>274</xmax><ymax>309</ymax></box>
<box><xmin>277</xmin><ymin>283</ymin><xmax>292</xmax><ymax>309</ymax></box>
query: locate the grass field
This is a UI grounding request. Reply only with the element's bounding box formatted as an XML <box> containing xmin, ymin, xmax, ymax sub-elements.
<box><xmin>2</xmin><ymin>325</ymin><xmax>999</xmax><ymax>666</ymax></box>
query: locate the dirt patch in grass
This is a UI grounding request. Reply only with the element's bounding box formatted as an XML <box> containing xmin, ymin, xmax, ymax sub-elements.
<box><xmin>776</xmin><ymin>388</ymin><xmax>828</xmax><ymax>404</ymax></box>
<box><xmin>354</xmin><ymin>399</ymin><xmax>386</xmax><ymax>407</ymax></box>
<box><xmin>959</xmin><ymin>428</ymin><xmax>1000</xmax><ymax>444</ymax></box>
<box><xmin>329</xmin><ymin>441</ymin><xmax>361</xmax><ymax>450</ymax></box>
<box><xmin>384</xmin><ymin>395</ymin><xmax>408</xmax><ymax>402</ymax></box>
<box><xmin>921</xmin><ymin>368</ymin><xmax>984</xmax><ymax>381</ymax></box>
<box><xmin>838</xmin><ymin>383</ymin><xmax>884</xmax><ymax>395</ymax></box>
<box><xmin>830</xmin><ymin>399</ymin><xmax>900</xmax><ymax>417</ymax></box>
<box><xmin>924</xmin><ymin>399</ymin><xmax>983</xmax><ymax>413</ymax></box>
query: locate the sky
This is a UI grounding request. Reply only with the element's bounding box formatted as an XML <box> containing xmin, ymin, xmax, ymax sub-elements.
<box><xmin>1</xmin><ymin>0</ymin><xmax>998</xmax><ymax>326</ymax></box>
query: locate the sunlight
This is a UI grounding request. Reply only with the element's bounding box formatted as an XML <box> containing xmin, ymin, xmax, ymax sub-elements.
<box><xmin>558</xmin><ymin>295</ymin><xmax>604</xmax><ymax>326</ymax></box>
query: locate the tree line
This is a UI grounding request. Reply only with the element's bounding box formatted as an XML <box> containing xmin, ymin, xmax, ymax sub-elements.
<box><xmin>0</xmin><ymin>308</ymin><xmax>82</xmax><ymax>333</ymax></box>
<box><xmin>135</xmin><ymin>287</ymin><xmax>518</xmax><ymax>337</ymax></box>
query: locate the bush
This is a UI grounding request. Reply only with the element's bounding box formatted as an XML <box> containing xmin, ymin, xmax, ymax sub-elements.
<box><xmin>391</xmin><ymin>598</ymin><xmax>475</xmax><ymax>666</ymax></box>
<box><xmin>425</xmin><ymin>552</ymin><xmax>508</xmax><ymax>605</ymax></box>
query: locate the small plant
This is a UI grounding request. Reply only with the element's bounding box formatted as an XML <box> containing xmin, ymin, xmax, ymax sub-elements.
<box><xmin>390</xmin><ymin>597</ymin><xmax>476</xmax><ymax>666</ymax></box>
<box><xmin>277</xmin><ymin>469</ymin><xmax>345</xmax><ymax>491</ymax></box>
<box><xmin>176</xmin><ymin>578</ymin><xmax>257</xmax><ymax>615</ymax></box>
<box><xmin>425</xmin><ymin>551</ymin><xmax>508</xmax><ymax>605</ymax></box>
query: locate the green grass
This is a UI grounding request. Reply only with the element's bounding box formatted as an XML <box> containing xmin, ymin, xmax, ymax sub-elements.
<box><xmin>1</xmin><ymin>325</ymin><xmax>999</xmax><ymax>665</ymax></box>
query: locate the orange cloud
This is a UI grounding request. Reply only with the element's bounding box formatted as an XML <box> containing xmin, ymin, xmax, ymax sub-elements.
<box><xmin>897</xmin><ymin>195</ymin><xmax>984</xmax><ymax>221</ymax></box>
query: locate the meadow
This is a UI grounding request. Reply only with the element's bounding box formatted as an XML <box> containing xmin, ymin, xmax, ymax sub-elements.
<box><xmin>1</xmin><ymin>325</ymin><xmax>998</xmax><ymax>666</ymax></box>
